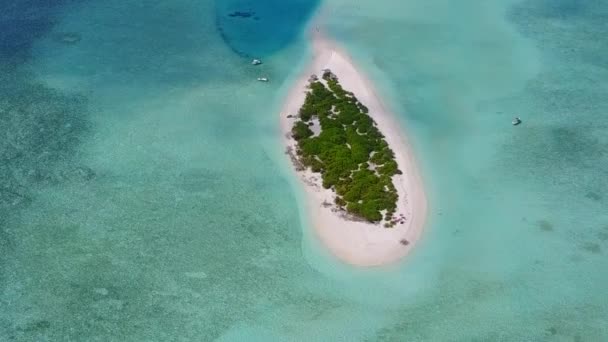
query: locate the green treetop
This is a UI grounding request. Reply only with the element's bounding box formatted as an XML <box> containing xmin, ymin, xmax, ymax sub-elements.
<box><xmin>290</xmin><ymin>70</ymin><xmax>402</xmax><ymax>223</ymax></box>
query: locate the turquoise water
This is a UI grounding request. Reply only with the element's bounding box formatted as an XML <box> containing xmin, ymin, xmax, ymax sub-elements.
<box><xmin>1</xmin><ymin>0</ymin><xmax>607</xmax><ymax>340</ymax></box>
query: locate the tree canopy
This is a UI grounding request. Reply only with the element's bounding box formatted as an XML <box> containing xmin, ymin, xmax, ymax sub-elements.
<box><xmin>290</xmin><ymin>70</ymin><xmax>401</xmax><ymax>223</ymax></box>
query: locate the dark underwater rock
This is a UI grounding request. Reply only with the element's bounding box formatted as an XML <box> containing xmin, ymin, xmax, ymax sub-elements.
<box><xmin>53</xmin><ymin>32</ymin><xmax>82</xmax><ymax>45</ymax></box>
<box><xmin>228</xmin><ymin>11</ymin><xmax>255</xmax><ymax>18</ymax></box>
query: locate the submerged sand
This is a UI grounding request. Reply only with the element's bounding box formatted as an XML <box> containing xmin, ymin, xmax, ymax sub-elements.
<box><xmin>279</xmin><ymin>30</ymin><xmax>428</xmax><ymax>267</ymax></box>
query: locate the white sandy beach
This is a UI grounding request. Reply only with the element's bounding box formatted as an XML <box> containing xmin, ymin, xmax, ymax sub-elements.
<box><xmin>279</xmin><ymin>30</ymin><xmax>427</xmax><ymax>267</ymax></box>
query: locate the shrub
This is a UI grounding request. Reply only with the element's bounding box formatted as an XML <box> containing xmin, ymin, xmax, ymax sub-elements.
<box><xmin>291</xmin><ymin>121</ymin><xmax>314</xmax><ymax>140</ymax></box>
<box><xmin>290</xmin><ymin>71</ymin><xmax>400</xmax><ymax>222</ymax></box>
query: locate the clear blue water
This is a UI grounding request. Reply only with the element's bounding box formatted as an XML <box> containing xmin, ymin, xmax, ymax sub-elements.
<box><xmin>215</xmin><ymin>0</ymin><xmax>319</xmax><ymax>57</ymax></box>
<box><xmin>1</xmin><ymin>0</ymin><xmax>607</xmax><ymax>340</ymax></box>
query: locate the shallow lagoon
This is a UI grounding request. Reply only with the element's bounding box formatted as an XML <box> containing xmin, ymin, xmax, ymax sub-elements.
<box><xmin>1</xmin><ymin>0</ymin><xmax>607</xmax><ymax>340</ymax></box>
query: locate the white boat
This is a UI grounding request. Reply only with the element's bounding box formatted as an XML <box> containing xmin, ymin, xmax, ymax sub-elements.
<box><xmin>257</xmin><ymin>77</ymin><xmax>268</xmax><ymax>82</ymax></box>
<box><xmin>251</xmin><ymin>59</ymin><xmax>262</xmax><ymax>65</ymax></box>
<box><xmin>512</xmin><ymin>117</ymin><xmax>522</xmax><ymax>126</ymax></box>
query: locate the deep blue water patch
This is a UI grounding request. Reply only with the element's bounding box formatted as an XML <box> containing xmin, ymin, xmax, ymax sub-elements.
<box><xmin>0</xmin><ymin>0</ymin><xmax>91</xmax><ymax>213</ymax></box>
<box><xmin>0</xmin><ymin>0</ymin><xmax>91</xmax><ymax>296</ymax></box>
<box><xmin>215</xmin><ymin>0</ymin><xmax>320</xmax><ymax>57</ymax></box>
<box><xmin>0</xmin><ymin>0</ymin><xmax>84</xmax><ymax>62</ymax></box>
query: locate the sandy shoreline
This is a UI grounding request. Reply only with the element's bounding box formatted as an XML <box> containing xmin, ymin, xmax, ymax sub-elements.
<box><xmin>279</xmin><ymin>30</ymin><xmax>427</xmax><ymax>267</ymax></box>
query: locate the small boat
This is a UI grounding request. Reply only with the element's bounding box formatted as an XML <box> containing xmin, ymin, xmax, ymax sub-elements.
<box><xmin>251</xmin><ymin>59</ymin><xmax>262</xmax><ymax>65</ymax></box>
<box><xmin>257</xmin><ymin>77</ymin><xmax>268</xmax><ymax>82</ymax></box>
<box><xmin>512</xmin><ymin>117</ymin><xmax>522</xmax><ymax>126</ymax></box>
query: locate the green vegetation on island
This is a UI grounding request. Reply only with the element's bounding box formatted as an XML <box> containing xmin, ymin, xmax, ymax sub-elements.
<box><xmin>290</xmin><ymin>70</ymin><xmax>401</xmax><ymax>224</ymax></box>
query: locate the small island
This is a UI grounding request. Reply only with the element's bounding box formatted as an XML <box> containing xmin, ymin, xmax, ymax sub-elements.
<box><xmin>280</xmin><ymin>30</ymin><xmax>427</xmax><ymax>266</ymax></box>
<box><xmin>290</xmin><ymin>70</ymin><xmax>402</xmax><ymax>226</ymax></box>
